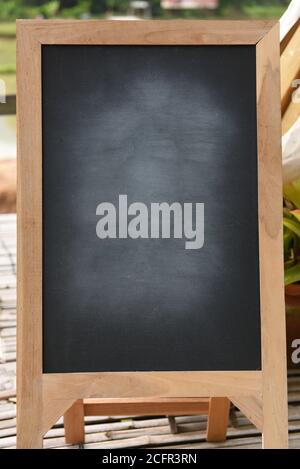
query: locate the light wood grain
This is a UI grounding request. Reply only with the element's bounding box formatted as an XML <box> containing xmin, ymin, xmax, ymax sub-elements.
<box><xmin>16</xmin><ymin>22</ymin><xmax>43</xmax><ymax>450</ymax></box>
<box><xmin>42</xmin><ymin>399</ymin><xmax>76</xmax><ymax>437</ymax></box>
<box><xmin>64</xmin><ymin>400</ymin><xmax>85</xmax><ymax>445</ymax></box>
<box><xmin>83</xmin><ymin>398</ymin><xmax>210</xmax><ymax>416</ymax></box>
<box><xmin>64</xmin><ymin>397</ymin><xmax>210</xmax><ymax>445</ymax></box>
<box><xmin>16</xmin><ymin>19</ymin><xmax>275</xmax><ymax>45</ymax></box>
<box><xmin>43</xmin><ymin>372</ymin><xmax>262</xmax><ymax>400</ymax></box>
<box><xmin>16</xmin><ymin>19</ymin><xmax>286</xmax><ymax>449</ymax></box>
<box><xmin>206</xmin><ymin>398</ymin><xmax>230</xmax><ymax>442</ymax></box>
<box><xmin>256</xmin><ymin>23</ymin><xmax>289</xmax><ymax>449</ymax></box>
<box><xmin>230</xmin><ymin>396</ymin><xmax>263</xmax><ymax>432</ymax></box>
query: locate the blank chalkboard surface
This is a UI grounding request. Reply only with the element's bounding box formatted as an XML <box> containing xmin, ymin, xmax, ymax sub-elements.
<box><xmin>42</xmin><ymin>45</ymin><xmax>261</xmax><ymax>373</ymax></box>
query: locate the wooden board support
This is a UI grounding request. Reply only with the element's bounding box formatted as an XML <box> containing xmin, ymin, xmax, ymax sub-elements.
<box><xmin>16</xmin><ymin>22</ymin><xmax>42</xmax><ymax>449</ymax></box>
<box><xmin>206</xmin><ymin>398</ymin><xmax>231</xmax><ymax>443</ymax></box>
<box><xmin>42</xmin><ymin>398</ymin><xmax>76</xmax><ymax>437</ymax></box>
<box><xmin>256</xmin><ymin>23</ymin><xmax>288</xmax><ymax>449</ymax></box>
<box><xmin>230</xmin><ymin>396</ymin><xmax>263</xmax><ymax>432</ymax></box>
<box><xmin>82</xmin><ymin>398</ymin><xmax>210</xmax><ymax>416</ymax></box>
<box><xmin>64</xmin><ymin>400</ymin><xmax>85</xmax><ymax>446</ymax></box>
<box><xmin>63</xmin><ymin>397</ymin><xmax>230</xmax><ymax>445</ymax></box>
<box><xmin>43</xmin><ymin>371</ymin><xmax>262</xmax><ymax>399</ymax></box>
<box><xmin>16</xmin><ymin>20</ymin><xmax>288</xmax><ymax>449</ymax></box>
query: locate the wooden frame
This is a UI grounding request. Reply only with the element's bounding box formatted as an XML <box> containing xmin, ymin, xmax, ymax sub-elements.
<box><xmin>63</xmin><ymin>397</ymin><xmax>230</xmax><ymax>446</ymax></box>
<box><xmin>17</xmin><ymin>20</ymin><xmax>288</xmax><ymax>449</ymax></box>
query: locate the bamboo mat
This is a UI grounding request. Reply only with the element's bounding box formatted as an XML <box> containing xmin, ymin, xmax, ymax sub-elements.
<box><xmin>1</xmin><ymin>213</ymin><xmax>300</xmax><ymax>449</ymax></box>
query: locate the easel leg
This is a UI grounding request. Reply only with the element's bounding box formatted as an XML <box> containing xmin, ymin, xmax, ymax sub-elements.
<box><xmin>256</xmin><ymin>22</ymin><xmax>289</xmax><ymax>449</ymax></box>
<box><xmin>206</xmin><ymin>397</ymin><xmax>230</xmax><ymax>442</ymax></box>
<box><xmin>64</xmin><ymin>399</ymin><xmax>85</xmax><ymax>445</ymax></box>
<box><xmin>17</xmin><ymin>342</ymin><xmax>43</xmax><ymax>448</ymax></box>
<box><xmin>17</xmin><ymin>420</ymin><xmax>43</xmax><ymax>449</ymax></box>
<box><xmin>262</xmin><ymin>379</ymin><xmax>289</xmax><ymax>448</ymax></box>
<box><xmin>17</xmin><ymin>394</ymin><xmax>43</xmax><ymax>448</ymax></box>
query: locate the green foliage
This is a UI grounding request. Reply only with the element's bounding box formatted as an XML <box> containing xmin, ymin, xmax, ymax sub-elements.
<box><xmin>58</xmin><ymin>0</ymin><xmax>79</xmax><ymax>9</ymax></box>
<box><xmin>244</xmin><ymin>4</ymin><xmax>287</xmax><ymax>18</ymax></box>
<box><xmin>284</xmin><ymin>216</ymin><xmax>300</xmax><ymax>240</ymax></box>
<box><xmin>90</xmin><ymin>0</ymin><xmax>108</xmax><ymax>15</ymax></box>
<box><xmin>0</xmin><ymin>0</ymin><xmax>291</xmax><ymax>20</ymax></box>
<box><xmin>151</xmin><ymin>0</ymin><xmax>162</xmax><ymax>18</ymax></box>
<box><xmin>90</xmin><ymin>0</ymin><xmax>130</xmax><ymax>15</ymax></box>
<box><xmin>58</xmin><ymin>0</ymin><xmax>90</xmax><ymax>17</ymax></box>
<box><xmin>0</xmin><ymin>22</ymin><xmax>16</xmax><ymax>37</ymax></box>
<box><xmin>19</xmin><ymin>0</ymin><xmax>49</xmax><ymax>5</ymax></box>
<box><xmin>0</xmin><ymin>36</ymin><xmax>15</xmax><ymax>74</ymax></box>
<box><xmin>284</xmin><ymin>186</ymin><xmax>300</xmax><ymax>286</ymax></box>
<box><xmin>217</xmin><ymin>0</ymin><xmax>290</xmax><ymax>18</ymax></box>
<box><xmin>40</xmin><ymin>0</ymin><xmax>59</xmax><ymax>17</ymax></box>
<box><xmin>284</xmin><ymin>180</ymin><xmax>300</xmax><ymax>209</ymax></box>
<box><xmin>285</xmin><ymin>263</ymin><xmax>300</xmax><ymax>286</ymax></box>
<box><xmin>0</xmin><ymin>1</ymin><xmax>23</xmax><ymax>20</ymax></box>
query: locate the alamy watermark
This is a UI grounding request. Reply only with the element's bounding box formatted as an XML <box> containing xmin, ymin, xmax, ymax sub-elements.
<box><xmin>96</xmin><ymin>195</ymin><xmax>205</xmax><ymax>250</ymax></box>
<box><xmin>292</xmin><ymin>339</ymin><xmax>300</xmax><ymax>365</ymax></box>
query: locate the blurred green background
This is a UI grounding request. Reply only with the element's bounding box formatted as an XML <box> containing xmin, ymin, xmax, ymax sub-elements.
<box><xmin>0</xmin><ymin>0</ymin><xmax>291</xmax><ymax>94</ymax></box>
<box><xmin>0</xmin><ymin>0</ymin><xmax>291</xmax><ymax>163</ymax></box>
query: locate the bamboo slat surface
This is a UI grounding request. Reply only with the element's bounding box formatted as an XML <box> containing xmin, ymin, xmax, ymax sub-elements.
<box><xmin>0</xmin><ymin>214</ymin><xmax>299</xmax><ymax>449</ymax></box>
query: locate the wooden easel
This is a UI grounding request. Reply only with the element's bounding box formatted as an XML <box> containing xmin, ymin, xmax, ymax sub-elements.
<box><xmin>64</xmin><ymin>397</ymin><xmax>231</xmax><ymax>445</ymax></box>
<box><xmin>63</xmin><ymin>14</ymin><xmax>300</xmax><ymax>446</ymax></box>
<box><xmin>63</xmin><ymin>15</ymin><xmax>297</xmax><ymax>445</ymax></box>
<box><xmin>17</xmin><ymin>20</ymin><xmax>288</xmax><ymax>449</ymax></box>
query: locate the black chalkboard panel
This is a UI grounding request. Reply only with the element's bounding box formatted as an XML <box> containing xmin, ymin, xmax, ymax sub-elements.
<box><xmin>42</xmin><ymin>45</ymin><xmax>261</xmax><ymax>373</ymax></box>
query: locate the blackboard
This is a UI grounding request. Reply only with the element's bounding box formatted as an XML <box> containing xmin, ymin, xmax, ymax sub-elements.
<box><xmin>42</xmin><ymin>44</ymin><xmax>261</xmax><ymax>373</ymax></box>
